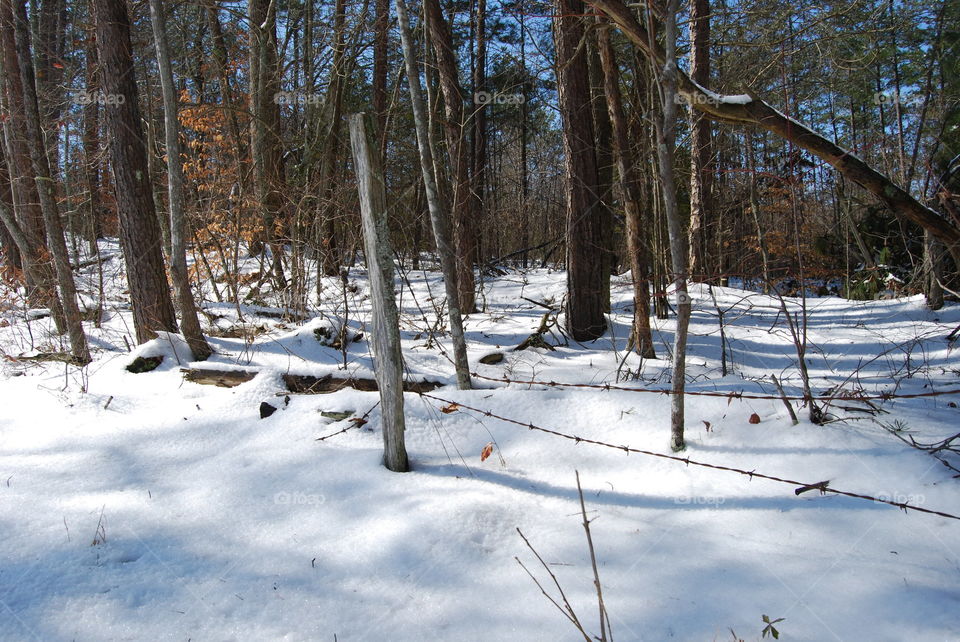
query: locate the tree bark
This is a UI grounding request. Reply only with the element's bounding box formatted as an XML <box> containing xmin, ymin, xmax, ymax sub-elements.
<box><xmin>0</xmin><ymin>0</ymin><xmax>62</xmax><ymax>324</ymax></box>
<box><xmin>657</xmin><ymin>0</ymin><xmax>688</xmax><ymax>452</ymax></box>
<box><xmin>687</xmin><ymin>0</ymin><xmax>712</xmax><ymax>279</ymax></box>
<box><xmin>248</xmin><ymin>0</ymin><xmax>287</xmax><ymax>290</ymax></box>
<box><xmin>148</xmin><ymin>0</ymin><xmax>212</xmax><ymax>360</ymax></box>
<box><xmin>588</xmin><ymin>0</ymin><xmax>960</xmax><ymax>268</ymax></box>
<box><xmin>425</xmin><ymin>0</ymin><xmax>477</xmax><ymax>313</ymax></box>
<box><xmin>555</xmin><ymin>0</ymin><xmax>607</xmax><ymax>341</ymax></box>
<box><xmin>93</xmin><ymin>0</ymin><xmax>179</xmax><ymax>345</ymax></box>
<box><xmin>10</xmin><ymin>0</ymin><xmax>89</xmax><ymax>364</ymax></box>
<box><xmin>596</xmin><ymin>18</ymin><xmax>655</xmax><ymax>358</ymax></box>
<box><xmin>395</xmin><ymin>0</ymin><xmax>472</xmax><ymax>390</ymax></box>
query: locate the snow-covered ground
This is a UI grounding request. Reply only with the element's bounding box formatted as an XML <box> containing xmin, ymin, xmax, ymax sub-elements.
<box><xmin>1</xmin><ymin>244</ymin><xmax>958</xmax><ymax>641</ymax></box>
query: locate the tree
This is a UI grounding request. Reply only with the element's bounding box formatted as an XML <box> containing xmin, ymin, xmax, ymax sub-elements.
<box><xmin>148</xmin><ymin>0</ymin><xmax>212</xmax><ymax>360</ymax></box>
<box><xmin>10</xmin><ymin>0</ymin><xmax>90</xmax><ymax>364</ymax></box>
<box><xmin>248</xmin><ymin>0</ymin><xmax>287</xmax><ymax>290</ymax></box>
<box><xmin>656</xmin><ymin>0</ymin><xmax>689</xmax><ymax>452</ymax></box>
<box><xmin>555</xmin><ymin>0</ymin><xmax>608</xmax><ymax>342</ymax></box>
<box><xmin>93</xmin><ymin>0</ymin><xmax>178</xmax><ymax>345</ymax></box>
<box><xmin>596</xmin><ymin>18</ymin><xmax>655</xmax><ymax>358</ymax></box>
<box><xmin>687</xmin><ymin>0</ymin><xmax>713</xmax><ymax>279</ymax></box>
<box><xmin>395</xmin><ymin>0</ymin><xmax>472</xmax><ymax>390</ymax></box>
<box><xmin>0</xmin><ymin>0</ymin><xmax>62</xmax><ymax>327</ymax></box>
<box><xmin>425</xmin><ymin>0</ymin><xmax>478</xmax><ymax>314</ymax></box>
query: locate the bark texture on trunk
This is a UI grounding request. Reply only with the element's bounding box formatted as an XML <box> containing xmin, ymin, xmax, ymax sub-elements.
<box><xmin>395</xmin><ymin>0</ymin><xmax>472</xmax><ymax>389</ymax></box>
<box><xmin>555</xmin><ymin>0</ymin><xmax>607</xmax><ymax>342</ymax></box>
<box><xmin>93</xmin><ymin>0</ymin><xmax>179</xmax><ymax>344</ymax></box>
<box><xmin>596</xmin><ymin>18</ymin><xmax>655</xmax><ymax>358</ymax></box>
<box><xmin>148</xmin><ymin>0</ymin><xmax>212</xmax><ymax>360</ymax></box>
<box><xmin>425</xmin><ymin>0</ymin><xmax>477</xmax><ymax>314</ymax></box>
<box><xmin>11</xmin><ymin>0</ymin><xmax>90</xmax><ymax>364</ymax></box>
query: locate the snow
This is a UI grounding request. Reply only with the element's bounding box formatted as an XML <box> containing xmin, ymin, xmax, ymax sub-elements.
<box><xmin>1</xmin><ymin>245</ymin><xmax>959</xmax><ymax>640</ymax></box>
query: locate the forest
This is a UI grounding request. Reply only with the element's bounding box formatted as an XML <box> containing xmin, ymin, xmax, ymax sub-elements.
<box><xmin>1</xmin><ymin>0</ymin><xmax>959</xmax><ymax>639</ymax></box>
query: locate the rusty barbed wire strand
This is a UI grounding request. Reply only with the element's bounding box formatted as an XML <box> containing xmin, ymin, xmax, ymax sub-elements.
<box><xmin>418</xmin><ymin>391</ymin><xmax>960</xmax><ymax>521</ymax></box>
<box><xmin>469</xmin><ymin>371</ymin><xmax>960</xmax><ymax>402</ymax></box>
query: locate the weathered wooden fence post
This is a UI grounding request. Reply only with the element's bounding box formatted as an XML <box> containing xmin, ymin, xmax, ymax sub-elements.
<box><xmin>349</xmin><ymin>112</ymin><xmax>409</xmax><ymax>472</ymax></box>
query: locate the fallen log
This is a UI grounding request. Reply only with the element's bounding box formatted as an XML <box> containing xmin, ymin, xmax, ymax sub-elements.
<box><xmin>180</xmin><ymin>367</ymin><xmax>442</xmax><ymax>394</ymax></box>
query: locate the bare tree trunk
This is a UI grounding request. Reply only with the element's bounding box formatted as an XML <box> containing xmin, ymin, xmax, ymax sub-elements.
<box><xmin>471</xmin><ymin>0</ymin><xmax>487</xmax><ymax>270</ymax></box>
<box><xmin>148</xmin><ymin>0</ymin><xmax>212</xmax><ymax>360</ymax></box>
<box><xmin>395</xmin><ymin>0</ymin><xmax>472</xmax><ymax>390</ymax></box>
<box><xmin>373</xmin><ymin>0</ymin><xmax>389</xmax><ymax>151</ymax></box>
<box><xmin>657</xmin><ymin>0</ymin><xmax>688</xmax><ymax>452</ymax></box>
<box><xmin>687</xmin><ymin>0</ymin><xmax>712</xmax><ymax>279</ymax></box>
<box><xmin>81</xmin><ymin>14</ymin><xmax>102</xmax><ymax>255</ymax></box>
<box><xmin>745</xmin><ymin>130</ymin><xmax>770</xmax><ymax>290</ymax></box>
<box><xmin>596</xmin><ymin>18</ymin><xmax>655</xmax><ymax>358</ymax></box>
<box><xmin>555</xmin><ymin>0</ymin><xmax>607</xmax><ymax>341</ymax></box>
<box><xmin>10</xmin><ymin>0</ymin><xmax>89</xmax><ymax>364</ymax></box>
<box><xmin>93</xmin><ymin>0</ymin><xmax>179</xmax><ymax>345</ymax></box>
<box><xmin>0</xmin><ymin>0</ymin><xmax>62</xmax><ymax>326</ymax></box>
<box><xmin>314</xmin><ymin>0</ymin><xmax>346</xmax><ymax>281</ymax></box>
<box><xmin>248</xmin><ymin>0</ymin><xmax>287</xmax><ymax>290</ymax></box>
<box><xmin>349</xmin><ymin>112</ymin><xmax>409</xmax><ymax>473</ymax></box>
<box><xmin>425</xmin><ymin>0</ymin><xmax>477</xmax><ymax>313</ymax></box>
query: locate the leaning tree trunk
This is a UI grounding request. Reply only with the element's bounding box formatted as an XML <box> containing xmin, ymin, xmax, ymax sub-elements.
<box><xmin>0</xmin><ymin>0</ymin><xmax>63</xmax><ymax>327</ymax></box>
<box><xmin>93</xmin><ymin>0</ymin><xmax>179</xmax><ymax>345</ymax></box>
<box><xmin>10</xmin><ymin>0</ymin><xmax>90</xmax><ymax>364</ymax></box>
<box><xmin>555</xmin><ymin>0</ymin><xmax>607</xmax><ymax>342</ymax></box>
<box><xmin>658</xmin><ymin>0</ymin><xmax>689</xmax><ymax>452</ymax></box>
<box><xmin>148</xmin><ymin>0</ymin><xmax>212</xmax><ymax>360</ymax></box>
<box><xmin>425</xmin><ymin>0</ymin><xmax>477</xmax><ymax>314</ymax></box>
<box><xmin>395</xmin><ymin>0</ymin><xmax>472</xmax><ymax>390</ymax></box>
<box><xmin>589</xmin><ymin>0</ymin><xmax>960</xmax><ymax>269</ymax></box>
<box><xmin>596</xmin><ymin>17</ymin><xmax>655</xmax><ymax>358</ymax></box>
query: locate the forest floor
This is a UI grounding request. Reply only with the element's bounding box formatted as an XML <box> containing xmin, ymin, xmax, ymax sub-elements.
<box><xmin>1</xmin><ymin>241</ymin><xmax>959</xmax><ymax>641</ymax></box>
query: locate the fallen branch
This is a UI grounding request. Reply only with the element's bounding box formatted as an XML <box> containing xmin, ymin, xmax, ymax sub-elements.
<box><xmin>180</xmin><ymin>367</ymin><xmax>442</xmax><ymax>394</ymax></box>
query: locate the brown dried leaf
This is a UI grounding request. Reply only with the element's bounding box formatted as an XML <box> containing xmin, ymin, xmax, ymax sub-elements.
<box><xmin>440</xmin><ymin>403</ymin><xmax>460</xmax><ymax>414</ymax></box>
<box><xmin>748</xmin><ymin>413</ymin><xmax>761</xmax><ymax>424</ymax></box>
<box><xmin>480</xmin><ymin>442</ymin><xmax>494</xmax><ymax>462</ymax></box>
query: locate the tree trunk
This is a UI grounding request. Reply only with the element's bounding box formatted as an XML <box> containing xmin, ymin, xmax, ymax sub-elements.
<box><xmin>349</xmin><ymin>112</ymin><xmax>409</xmax><ymax>473</ymax></box>
<box><xmin>148</xmin><ymin>0</ymin><xmax>212</xmax><ymax>360</ymax></box>
<box><xmin>0</xmin><ymin>0</ymin><xmax>62</xmax><ymax>325</ymax></box>
<box><xmin>93</xmin><ymin>0</ymin><xmax>179</xmax><ymax>345</ymax></box>
<box><xmin>373</xmin><ymin>0</ymin><xmax>389</xmax><ymax>153</ymax></box>
<box><xmin>248</xmin><ymin>0</ymin><xmax>287</xmax><ymax>290</ymax></box>
<box><xmin>471</xmin><ymin>0</ymin><xmax>487</xmax><ymax>269</ymax></box>
<box><xmin>395</xmin><ymin>0</ymin><xmax>472</xmax><ymax>390</ymax></box>
<box><xmin>555</xmin><ymin>0</ymin><xmax>607</xmax><ymax>341</ymax></box>
<box><xmin>687</xmin><ymin>0</ymin><xmax>712</xmax><ymax>279</ymax></box>
<box><xmin>81</xmin><ymin>14</ymin><xmax>102</xmax><ymax>255</ymax></box>
<box><xmin>657</xmin><ymin>0</ymin><xmax>688</xmax><ymax>452</ymax></box>
<box><xmin>425</xmin><ymin>0</ymin><xmax>477</xmax><ymax>314</ymax></box>
<box><xmin>10</xmin><ymin>0</ymin><xmax>89</xmax><ymax>364</ymax></box>
<box><xmin>596</xmin><ymin>18</ymin><xmax>655</xmax><ymax>358</ymax></box>
<box><xmin>314</xmin><ymin>0</ymin><xmax>346</xmax><ymax>281</ymax></box>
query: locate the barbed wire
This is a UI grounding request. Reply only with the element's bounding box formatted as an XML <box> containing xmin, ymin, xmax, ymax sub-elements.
<box><xmin>418</xmin><ymin>391</ymin><xmax>960</xmax><ymax>521</ymax></box>
<box><xmin>469</xmin><ymin>370</ymin><xmax>960</xmax><ymax>402</ymax></box>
